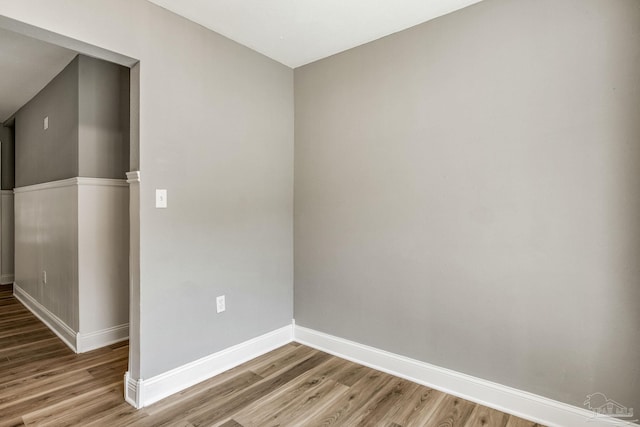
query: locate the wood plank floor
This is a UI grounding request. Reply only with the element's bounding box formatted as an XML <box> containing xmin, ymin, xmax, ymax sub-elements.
<box><xmin>0</xmin><ymin>284</ymin><xmax>544</xmax><ymax>426</ymax></box>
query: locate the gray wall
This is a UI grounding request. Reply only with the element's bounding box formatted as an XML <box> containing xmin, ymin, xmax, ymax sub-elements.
<box><xmin>0</xmin><ymin>0</ymin><xmax>293</xmax><ymax>380</ymax></box>
<box><xmin>15</xmin><ymin>54</ymin><xmax>130</xmax><ymax>187</ymax></box>
<box><xmin>0</xmin><ymin>124</ymin><xmax>14</xmax><ymax>189</ymax></box>
<box><xmin>295</xmin><ymin>0</ymin><xmax>640</xmax><ymax>414</ymax></box>
<box><xmin>78</xmin><ymin>55</ymin><xmax>129</xmax><ymax>179</ymax></box>
<box><xmin>15</xmin><ymin>56</ymin><xmax>78</xmax><ymax>187</ymax></box>
<box><xmin>136</xmin><ymin>8</ymin><xmax>293</xmax><ymax>379</ymax></box>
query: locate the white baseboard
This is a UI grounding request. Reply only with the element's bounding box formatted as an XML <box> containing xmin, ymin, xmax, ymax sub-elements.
<box><xmin>1</xmin><ymin>275</ymin><xmax>14</xmax><ymax>284</ymax></box>
<box><xmin>124</xmin><ymin>324</ymin><xmax>294</xmax><ymax>408</ymax></box>
<box><xmin>14</xmin><ymin>284</ymin><xmax>130</xmax><ymax>355</ymax></box>
<box><xmin>77</xmin><ymin>324</ymin><xmax>129</xmax><ymax>353</ymax></box>
<box><xmin>123</xmin><ymin>321</ymin><xmax>638</xmax><ymax>425</ymax></box>
<box><xmin>14</xmin><ymin>284</ymin><xmax>77</xmax><ymax>352</ymax></box>
<box><xmin>293</xmin><ymin>324</ymin><xmax>637</xmax><ymax>427</ymax></box>
<box><xmin>124</xmin><ymin>372</ymin><xmax>143</xmax><ymax>408</ymax></box>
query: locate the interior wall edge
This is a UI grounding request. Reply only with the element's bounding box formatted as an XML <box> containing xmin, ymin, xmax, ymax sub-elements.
<box><xmin>0</xmin><ymin>14</ymin><xmax>138</xmax><ymax>68</ymax></box>
<box><xmin>125</xmin><ymin>324</ymin><xmax>294</xmax><ymax>408</ymax></box>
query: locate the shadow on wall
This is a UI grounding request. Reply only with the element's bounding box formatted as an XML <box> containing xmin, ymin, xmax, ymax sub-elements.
<box><xmin>0</xmin><ymin>124</ymin><xmax>15</xmax><ymax>284</ymax></box>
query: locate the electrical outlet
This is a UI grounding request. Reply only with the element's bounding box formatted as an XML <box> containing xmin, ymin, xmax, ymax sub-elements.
<box><xmin>42</xmin><ymin>270</ymin><xmax>47</xmax><ymax>285</ymax></box>
<box><xmin>216</xmin><ymin>295</ymin><xmax>225</xmax><ymax>313</ymax></box>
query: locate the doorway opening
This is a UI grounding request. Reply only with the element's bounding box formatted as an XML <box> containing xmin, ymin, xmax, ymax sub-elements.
<box><xmin>0</xmin><ymin>17</ymin><xmax>140</xmax><ymax>388</ymax></box>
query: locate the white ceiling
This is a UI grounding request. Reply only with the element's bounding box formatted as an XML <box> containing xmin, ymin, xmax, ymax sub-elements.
<box><xmin>0</xmin><ymin>28</ymin><xmax>77</xmax><ymax>123</ymax></box>
<box><xmin>0</xmin><ymin>1</ymin><xmax>483</xmax><ymax>122</ymax></box>
<box><xmin>148</xmin><ymin>0</ymin><xmax>484</xmax><ymax>68</ymax></box>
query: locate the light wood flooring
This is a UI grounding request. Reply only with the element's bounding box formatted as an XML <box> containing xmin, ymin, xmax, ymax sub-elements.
<box><xmin>0</xmin><ymin>284</ymin><xmax>543</xmax><ymax>426</ymax></box>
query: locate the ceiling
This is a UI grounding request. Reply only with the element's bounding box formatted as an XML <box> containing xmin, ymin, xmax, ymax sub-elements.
<box><xmin>0</xmin><ymin>28</ymin><xmax>77</xmax><ymax>123</ymax></box>
<box><xmin>147</xmin><ymin>0</ymin><xmax>484</xmax><ymax>68</ymax></box>
<box><xmin>0</xmin><ymin>1</ymin><xmax>483</xmax><ymax>123</ymax></box>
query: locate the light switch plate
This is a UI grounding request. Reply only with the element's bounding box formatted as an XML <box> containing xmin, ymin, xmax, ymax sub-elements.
<box><xmin>216</xmin><ymin>295</ymin><xmax>226</xmax><ymax>313</ymax></box>
<box><xmin>155</xmin><ymin>189</ymin><xmax>167</xmax><ymax>208</ymax></box>
<box><xmin>44</xmin><ymin>116</ymin><xmax>49</xmax><ymax>130</ymax></box>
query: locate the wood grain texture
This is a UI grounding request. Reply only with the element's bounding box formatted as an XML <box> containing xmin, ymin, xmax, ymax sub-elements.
<box><xmin>1</xmin><ymin>288</ymin><xmax>545</xmax><ymax>426</ymax></box>
<box><xmin>466</xmin><ymin>405</ymin><xmax>510</xmax><ymax>427</ymax></box>
<box><xmin>505</xmin><ymin>416</ymin><xmax>545</xmax><ymax>427</ymax></box>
